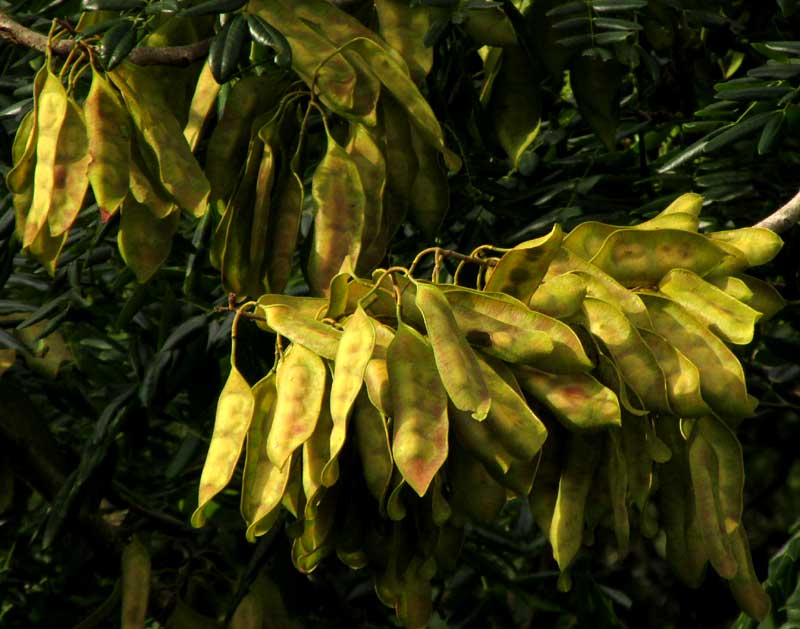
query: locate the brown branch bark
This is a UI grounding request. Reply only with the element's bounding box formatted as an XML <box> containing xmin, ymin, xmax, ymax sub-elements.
<box><xmin>0</xmin><ymin>11</ymin><xmax>210</xmax><ymax>66</ymax></box>
<box><xmin>755</xmin><ymin>189</ymin><xmax>800</xmax><ymax>234</ymax></box>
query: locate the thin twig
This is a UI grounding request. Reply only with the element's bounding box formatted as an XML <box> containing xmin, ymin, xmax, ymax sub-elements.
<box><xmin>0</xmin><ymin>11</ymin><xmax>210</xmax><ymax>66</ymax></box>
<box><xmin>754</xmin><ymin>189</ymin><xmax>800</xmax><ymax>234</ymax></box>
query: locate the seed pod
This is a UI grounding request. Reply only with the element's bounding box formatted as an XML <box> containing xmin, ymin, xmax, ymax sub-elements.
<box><xmin>267</xmin><ymin>344</ymin><xmax>327</xmax><ymax>470</ymax></box>
<box><xmin>302</xmin><ymin>384</ymin><xmax>333</xmax><ymax>518</ymax></box>
<box><xmin>708</xmin><ymin>227</ymin><xmax>782</xmax><ymax>268</ymax></box>
<box><xmin>47</xmin><ymin>97</ymin><xmax>90</xmax><ymax>236</ymax></box>
<box><xmin>260</xmin><ymin>304</ymin><xmax>342</xmax><ymax>359</ymax></box>
<box><xmin>85</xmin><ymin>67</ymin><xmax>132</xmax><ymax>215</ymax></box>
<box><xmin>257</xmin><ymin>294</ymin><xmax>326</xmax><ymax>320</ymax></box>
<box><xmin>128</xmin><ymin>139</ymin><xmax>175</xmax><ymax>219</ymax></box>
<box><xmin>484</xmin><ymin>224</ymin><xmax>563</xmax><ymax>301</ymax></box>
<box><xmin>687</xmin><ymin>426</ymin><xmax>738</xmax><ymax>579</ymax></box>
<box><xmin>183</xmin><ymin>62</ymin><xmax>220</xmax><ymax>151</ymax></box>
<box><xmin>449</xmin><ymin>446</ymin><xmax>507</xmax><ymax>526</ymax></box>
<box><xmin>728</xmin><ymin>526</ymin><xmax>771</xmax><ymax>621</ymax></box>
<box><xmin>353</xmin><ymin>391</ymin><xmax>393</xmax><ymax>508</ymax></box>
<box><xmin>442</xmin><ymin>286</ymin><xmax>554</xmax><ymax>365</ymax></box>
<box><xmin>191</xmin><ymin>360</ymin><xmax>255</xmax><ymax>528</ymax></box>
<box><xmin>607</xmin><ymin>432</ymin><xmax>630</xmax><ymax>558</ymax></box>
<box><xmin>550</xmin><ymin>433</ymin><xmax>599</xmax><ymax>573</ymax></box>
<box><xmin>25</xmin><ymin>68</ymin><xmax>68</xmax><ymax>247</ymax></box>
<box><xmin>118</xmin><ymin>195</ymin><xmax>180</xmax><ymax>283</ymax></box>
<box><xmin>515</xmin><ymin>365</ymin><xmax>621</xmax><ymax>431</ymax></box>
<box><xmin>387</xmin><ymin>320</ymin><xmax>448</xmax><ymax>497</ymax></box>
<box><xmin>110</xmin><ymin>63</ymin><xmax>210</xmax><ymax>217</ymax></box>
<box><xmin>708</xmin><ymin>274</ymin><xmax>785</xmax><ymax>320</ymax></box>
<box><xmin>658</xmin><ymin>269</ymin><xmax>761</xmax><ymax>345</ymax></box>
<box><xmin>307</xmin><ymin>131</ymin><xmax>366</xmax><ymax>296</ymax></box>
<box><xmin>621</xmin><ymin>411</ymin><xmax>652</xmax><ymax>510</ymax></box>
<box><xmin>582</xmin><ymin>297</ymin><xmax>670</xmax><ymax>413</ymax></box>
<box><xmin>697</xmin><ymin>415</ymin><xmax>744</xmax><ymax>536</ymax></box>
<box><xmin>407</xmin><ymin>123</ymin><xmax>448</xmax><ymax>240</ymax></box>
<box><xmin>528</xmin><ymin>272</ymin><xmax>587</xmax><ymax>319</ymax></box>
<box><xmin>642</xmin><ymin>293</ymin><xmax>754</xmax><ymax>420</ymax></box>
<box><xmin>322</xmin><ymin>306</ymin><xmax>375</xmax><ymax>486</ymax></box>
<box><xmin>415</xmin><ymin>281</ymin><xmax>490</xmax><ymax>420</ymax></box>
<box><xmin>121</xmin><ymin>536</ymin><xmax>151</xmax><ymax>629</ymax></box>
<box><xmin>376</xmin><ymin>0</ymin><xmax>433</xmax><ymax>84</ymax></box>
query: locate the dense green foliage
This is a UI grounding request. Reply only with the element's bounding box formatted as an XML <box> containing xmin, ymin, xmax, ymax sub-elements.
<box><xmin>1</xmin><ymin>0</ymin><xmax>800</xmax><ymax>627</ymax></box>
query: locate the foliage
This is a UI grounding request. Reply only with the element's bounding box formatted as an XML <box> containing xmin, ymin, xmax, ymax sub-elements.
<box><xmin>1</xmin><ymin>0</ymin><xmax>800</xmax><ymax>627</ymax></box>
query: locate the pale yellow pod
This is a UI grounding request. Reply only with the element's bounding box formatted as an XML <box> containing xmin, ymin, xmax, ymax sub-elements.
<box><xmin>322</xmin><ymin>306</ymin><xmax>375</xmax><ymax>486</ymax></box>
<box><xmin>191</xmin><ymin>364</ymin><xmax>255</xmax><ymax>528</ymax></box>
<box><xmin>267</xmin><ymin>344</ymin><xmax>327</xmax><ymax>470</ymax></box>
<box><xmin>121</xmin><ymin>535</ymin><xmax>151</xmax><ymax>629</ymax></box>
<box><xmin>303</xmin><ymin>386</ymin><xmax>334</xmax><ymax>518</ymax></box>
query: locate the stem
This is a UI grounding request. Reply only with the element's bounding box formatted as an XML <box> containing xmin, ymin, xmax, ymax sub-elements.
<box><xmin>754</xmin><ymin>188</ymin><xmax>800</xmax><ymax>234</ymax></box>
<box><xmin>0</xmin><ymin>12</ymin><xmax>211</xmax><ymax>66</ymax></box>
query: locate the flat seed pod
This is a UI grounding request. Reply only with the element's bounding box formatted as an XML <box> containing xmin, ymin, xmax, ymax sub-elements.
<box><xmin>449</xmin><ymin>446</ymin><xmax>506</xmax><ymax>526</ymax></box>
<box><xmin>621</xmin><ymin>412</ymin><xmax>652</xmax><ymax>510</ymax></box>
<box><xmin>121</xmin><ymin>536</ymin><xmax>151</xmax><ymax>629</ymax></box>
<box><xmin>25</xmin><ymin>68</ymin><xmax>68</xmax><ymax>247</ymax></box>
<box><xmin>408</xmin><ymin>123</ymin><xmax>449</xmax><ymax>239</ymax></box>
<box><xmin>47</xmin><ymin>97</ymin><xmax>90</xmax><ymax>236</ymax></box>
<box><xmin>7</xmin><ymin>67</ymin><xmax>46</xmax><ymax>197</ymax></box>
<box><xmin>110</xmin><ymin>63</ymin><xmax>210</xmax><ymax>217</ymax></box>
<box><xmin>659</xmin><ymin>269</ymin><xmax>761</xmax><ymax>345</ymax></box>
<box><xmin>128</xmin><ymin>139</ymin><xmax>174</xmax><ymax>218</ymax></box>
<box><xmin>550</xmin><ymin>433</ymin><xmax>599</xmax><ymax>573</ymax></box>
<box><xmin>528</xmin><ymin>273</ymin><xmax>587</xmax><ymax>319</ymax></box>
<box><xmin>545</xmin><ymin>248</ymin><xmax>651</xmax><ymax>329</ymax></box>
<box><xmin>416</xmin><ymin>282</ymin><xmax>491</xmax><ymax>419</ymax></box>
<box><xmin>376</xmin><ymin>0</ymin><xmax>433</xmax><ymax>84</ymax></box>
<box><xmin>387</xmin><ymin>321</ymin><xmax>448</xmax><ymax>497</ymax></box>
<box><xmin>641</xmin><ymin>293</ymin><xmax>753</xmax><ymax>420</ymax></box>
<box><xmin>450</xmin><ymin>404</ymin><xmax>518</xmax><ymax>479</ymax></box>
<box><xmin>698</xmin><ymin>415</ymin><xmax>744</xmax><ymax>535</ymax></box>
<box><xmin>484</xmin><ymin>224</ymin><xmax>563</xmax><ymax>301</ymax></box>
<box><xmin>657</xmin><ymin>416</ymin><xmax>708</xmax><ymax>587</ymax></box>
<box><xmin>240</xmin><ymin>374</ymin><xmax>292</xmax><ymax>541</ymax></box>
<box><xmin>191</xmin><ymin>362</ymin><xmax>255</xmax><ymax>528</ymax></box>
<box><xmin>302</xmin><ymin>386</ymin><xmax>333</xmax><ymax>518</ymax></box>
<box><xmin>639</xmin><ymin>328</ymin><xmax>711</xmax><ymax>418</ymax></box>
<box><xmin>475</xmin><ymin>356</ymin><xmax>547</xmax><ymax>460</ymax></box>
<box><xmin>442</xmin><ymin>286</ymin><xmax>554</xmax><ymax>365</ymax></box>
<box><xmin>582</xmin><ymin>298</ymin><xmax>670</xmax><ymax>413</ymax></box>
<box><xmin>257</xmin><ymin>294</ymin><xmax>326</xmax><ymax>320</ymax></box>
<box><xmin>363</xmin><ymin>324</ymin><xmax>395</xmax><ymax>416</ymax></box>
<box><xmin>530</xmin><ymin>433</ymin><xmax>561</xmax><ymax>537</ymax></box>
<box><xmin>659</xmin><ymin>192</ymin><xmax>704</xmax><ymax>217</ymax></box>
<box><xmin>687</xmin><ymin>428</ymin><xmax>738</xmax><ymax>579</ymax></box>
<box><xmin>260</xmin><ymin>305</ymin><xmax>342</xmax><ymax>359</ymax></box>
<box><xmin>728</xmin><ymin>526</ymin><xmax>771</xmax><ymax>621</ymax></box>
<box><xmin>85</xmin><ymin>68</ymin><xmax>132</xmax><ymax>215</ymax></box>
<box><xmin>594</xmin><ymin>353</ymin><xmax>648</xmax><ymax>416</ymax></box>
<box><xmin>267</xmin><ymin>344</ymin><xmax>327</xmax><ymax>470</ymax></box>
<box><xmin>353</xmin><ymin>391</ymin><xmax>393</xmax><ymax>508</ymax></box>
<box><xmin>515</xmin><ymin>365</ymin><xmax>621</xmax><ymax>430</ymax></box>
<box><xmin>708</xmin><ymin>227</ymin><xmax>783</xmax><ymax>267</ymax></box>
<box><xmin>322</xmin><ymin>306</ymin><xmax>375</xmax><ymax>486</ymax></box>
<box><xmin>118</xmin><ymin>195</ymin><xmax>180</xmax><ymax>282</ymax></box>
<box><xmin>183</xmin><ymin>62</ymin><xmax>220</xmax><ymax>151</ymax></box>
<box><xmin>607</xmin><ymin>432</ymin><xmax>630</xmax><ymax>558</ymax></box>
<box><xmin>710</xmin><ymin>274</ymin><xmax>785</xmax><ymax>320</ymax></box>
<box><xmin>307</xmin><ymin>132</ymin><xmax>366</xmax><ymax>296</ymax></box>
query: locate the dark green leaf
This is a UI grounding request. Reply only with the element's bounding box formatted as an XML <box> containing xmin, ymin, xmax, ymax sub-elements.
<box><xmin>246</xmin><ymin>14</ymin><xmax>292</xmax><ymax>68</ymax></box>
<box><xmin>16</xmin><ymin>292</ymin><xmax>72</xmax><ymax>331</ymax></box>
<box><xmin>82</xmin><ymin>0</ymin><xmax>145</xmax><ymax>10</ymax></box>
<box><xmin>747</xmin><ymin>63</ymin><xmax>800</xmax><ymax>79</ymax></box>
<box><xmin>757</xmin><ymin>110</ymin><xmax>785</xmax><ymax>154</ymax></box>
<box><xmin>178</xmin><ymin>0</ymin><xmax>245</xmax><ymax>17</ymax></box>
<box><xmin>714</xmin><ymin>87</ymin><xmax>793</xmax><ymax>102</ymax></box>
<box><xmin>99</xmin><ymin>21</ymin><xmax>137</xmax><ymax>71</ymax></box>
<box><xmin>569</xmin><ymin>52</ymin><xmax>622</xmax><ymax>150</ymax></box>
<box><xmin>592</xmin><ymin>0</ymin><xmax>647</xmax><ymax>11</ymax></box>
<box><xmin>594</xmin><ymin>17</ymin><xmax>643</xmax><ymax>30</ymax></box>
<box><xmin>208</xmin><ymin>14</ymin><xmax>248</xmax><ymax>84</ymax></box>
<box><xmin>704</xmin><ymin>111</ymin><xmax>777</xmax><ymax>152</ymax></box>
<box><xmin>160</xmin><ymin>314</ymin><xmax>208</xmax><ymax>352</ymax></box>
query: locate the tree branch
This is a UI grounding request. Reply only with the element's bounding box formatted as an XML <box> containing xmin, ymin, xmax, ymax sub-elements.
<box><xmin>755</xmin><ymin>189</ymin><xmax>800</xmax><ymax>234</ymax></box>
<box><xmin>0</xmin><ymin>11</ymin><xmax>210</xmax><ymax>66</ymax></box>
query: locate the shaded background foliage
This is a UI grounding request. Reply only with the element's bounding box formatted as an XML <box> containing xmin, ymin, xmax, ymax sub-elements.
<box><xmin>1</xmin><ymin>0</ymin><xmax>800</xmax><ymax>626</ymax></box>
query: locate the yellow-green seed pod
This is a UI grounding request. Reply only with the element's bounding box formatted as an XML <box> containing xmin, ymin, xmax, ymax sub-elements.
<box><xmin>728</xmin><ymin>526</ymin><xmax>771</xmax><ymax>621</ymax></box>
<box><xmin>109</xmin><ymin>63</ymin><xmax>210</xmax><ymax>217</ymax></box>
<box><xmin>85</xmin><ymin>67</ymin><xmax>132</xmax><ymax>215</ymax></box>
<box><xmin>528</xmin><ymin>272</ymin><xmax>587</xmax><ymax>319</ymax></box>
<box><xmin>515</xmin><ymin>365</ymin><xmax>621</xmax><ymax>431</ymax></box>
<box><xmin>448</xmin><ymin>446</ymin><xmax>507</xmax><ymax>527</ymax></box>
<box><xmin>550</xmin><ymin>433</ymin><xmax>599</xmax><ymax>573</ymax></box>
<box><xmin>303</xmin><ymin>385</ymin><xmax>334</xmax><ymax>518</ymax></box>
<box><xmin>387</xmin><ymin>320</ymin><xmax>448</xmax><ymax>497</ymax></box>
<box><xmin>708</xmin><ymin>226</ymin><xmax>783</xmax><ymax>268</ymax></box>
<box><xmin>267</xmin><ymin>344</ymin><xmax>327</xmax><ymax>470</ymax></box>
<box><xmin>46</xmin><ymin>97</ymin><xmax>90</xmax><ymax>236</ymax></box>
<box><xmin>353</xmin><ymin>391</ymin><xmax>393</xmax><ymax>508</ymax></box>
<box><xmin>621</xmin><ymin>411</ymin><xmax>652</xmax><ymax>510</ymax></box>
<box><xmin>6</xmin><ymin>66</ymin><xmax>46</xmax><ymax>198</ymax></box>
<box><xmin>687</xmin><ymin>427</ymin><xmax>738</xmax><ymax>579</ymax></box>
<box><xmin>260</xmin><ymin>304</ymin><xmax>342</xmax><ymax>359</ymax></box>
<box><xmin>607</xmin><ymin>432</ymin><xmax>630</xmax><ymax>558</ymax></box>
<box><xmin>257</xmin><ymin>294</ymin><xmax>327</xmax><ymax>320</ymax></box>
<box><xmin>485</xmin><ymin>224</ymin><xmax>563</xmax><ymax>301</ymax></box>
<box><xmin>121</xmin><ymin>535</ymin><xmax>151</xmax><ymax>629</ymax></box>
<box><xmin>641</xmin><ymin>293</ymin><xmax>754</xmax><ymax>420</ymax></box>
<box><xmin>376</xmin><ymin>0</ymin><xmax>433</xmax><ymax>84</ymax></box>
<box><xmin>582</xmin><ymin>297</ymin><xmax>671</xmax><ymax>413</ymax></box>
<box><xmin>183</xmin><ymin>61</ymin><xmax>220</xmax><ymax>151</ymax></box>
<box><xmin>408</xmin><ymin>123</ymin><xmax>449</xmax><ymax>240</ymax></box>
<box><xmin>363</xmin><ymin>325</ymin><xmax>395</xmax><ymax>416</ymax></box>
<box><xmin>708</xmin><ymin>274</ymin><xmax>785</xmax><ymax>320</ymax></box>
<box><xmin>25</xmin><ymin>67</ymin><xmax>68</xmax><ymax>247</ymax></box>
<box><xmin>322</xmin><ymin>306</ymin><xmax>375</xmax><ymax>486</ymax></box>
<box><xmin>658</xmin><ymin>269</ymin><xmax>761</xmax><ymax>345</ymax></box>
<box><xmin>192</xmin><ymin>361</ymin><xmax>255</xmax><ymax>528</ymax></box>
<box><xmin>118</xmin><ymin>195</ymin><xmax>180</xmax><ymax>283</ymax></box>
<box><xmin>415</xmin><ymin>282</ymin><xmax>491</xmax><ymax>420</ymax></box>
<box><xmin>307</xmin><ymin>131</ymin><xmax>366</xmax><ymax>296</ymax></box>
<box><xmin>128</xmin><ymin>139</ymin><xmax>175</xmax><ymax>219</ymax></box>
<box><xmin>697</xmin><ymin>415</ymin><xmax>744</xmax><ymax>536</ymax></box>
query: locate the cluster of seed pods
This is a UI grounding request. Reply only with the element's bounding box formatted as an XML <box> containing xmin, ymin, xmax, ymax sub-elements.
<box><xmin>193</xmin><ymin>194</ymin><xmax>784</xmax><ymax>627</ymax></box>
